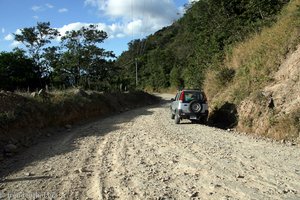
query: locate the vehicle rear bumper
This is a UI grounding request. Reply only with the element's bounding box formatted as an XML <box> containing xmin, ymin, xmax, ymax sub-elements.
<box><xmin>178</xmin><ymin>109</ymin><xmax>208</xmax><ymax>120</ymax></box>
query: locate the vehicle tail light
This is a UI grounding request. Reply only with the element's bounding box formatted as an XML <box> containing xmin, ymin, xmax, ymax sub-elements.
<box><xmin>179</xmin><ymin>91</ymin><xmax>185</xmax><ymax>102</ymax></box>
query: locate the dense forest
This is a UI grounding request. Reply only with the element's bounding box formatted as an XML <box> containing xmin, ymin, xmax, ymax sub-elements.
<box><xmin>116</xmin><ymin>0</ymin><xmax>289</xmax><ymax>91</ymax></box>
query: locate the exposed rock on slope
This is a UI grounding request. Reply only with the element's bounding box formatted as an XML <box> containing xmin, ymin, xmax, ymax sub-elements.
<box><xmin>238</xmin><ymin>45</ymin><xmax>300</xmax><ymax>140</ymax></box>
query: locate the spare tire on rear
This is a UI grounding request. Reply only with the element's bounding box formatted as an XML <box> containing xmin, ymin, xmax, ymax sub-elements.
<box><xmin>189</xmin><ymin>100</ymin><xmax>202</xmax><ymax>114</ymax></box>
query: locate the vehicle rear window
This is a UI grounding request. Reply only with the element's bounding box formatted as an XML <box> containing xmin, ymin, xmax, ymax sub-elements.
<box><xmin>183</xmin><ymin>91</ymin><xmax>203</xmax><ymax>103</ymax></box>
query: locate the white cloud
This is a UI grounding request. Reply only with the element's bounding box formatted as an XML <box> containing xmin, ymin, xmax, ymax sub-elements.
<box><xmin>12</xmin><ymin>0</ymin><xmax>182</xmax><ymax>47</ymax></box>
<box><xmin>15</xmin><ymin>29</ymin><xmax>22</xmax><ymax>35</ymax></box>
<box><xmin>178</xmin><ymin>6</ymin><xmax>186</xmax><ymax>16</ymax></box>
<box><xmin>31</xmin><ymin>5</ymin><xmax>43</xmax><ymax>12</ymax></box>
<box><xmin>84</xmin><ymin>0</ymin><xmax>98</xmax><ymax>7</ymax></box>
<box><xmin>84</xmin><ymin>0</ymin><xmax>181</xmax><ymax>37</ymax></box>
<box><xmin>57</xmin><ymin>22</ymin><xmax>90</xmax><ymax>37</ymax></box>
<box><xmin>33</xmin><ymin>15</ymin><xmax>39</xmax><ymax>19</ymax></box>
<box><xmin>116</xmin><ymin>33</ymin><xmax>125</xmax><ymax>38</ymax></box>
<box><xmin>1</xmin><ymin>28</ymin><xmax>5</xmax><ymax>34</ymax></box>
<box><xmin>188</xmin><ymin>0</ymin><xmax>199</xmax><ymax>3</ymax></box>
<box><xmin>57</xmin><ymin>22</ymin><xmax>121</xmax><ymax>39</ymax></box>
<box><xmin>103</xmin><ymin>0</ymin><xmax>178</xmax><ymax>20</ymax></box>
<box><xmin>4</xmin><ymin>34</ymin><xmax>14</xmax><ymax>41</ymax></box>
<box><xmin>84</xmin><ymin>0</ymin><xmax>105</xmax><ymax>10</ymax></box>
<box><xmin>58</xmin><ymin>8</ymin><xmax>68</xmax><ymax>13</ymax></box>
<box><xmin>125</xmin><ymin>19</ymin><xmax>143</xmax><ymax>35</ymax></box>
<box><xmin>31</xmin><ymin>4</ymin><xmax>55</xmax><ymax>12</ymax></box>
<box><xmin>11</xmin><ymin>41</ymin><xmax>21</xmax><ymax>48</ymax></box>
<box><xmin>55</xmin><ymin>18</ymin><xmax>164</xmax><ymax>42</ymax></box>
<box><xmin>4</xmin><ymin>30</ymin><xmax>22</xmax><ymax>47</ymax></box>
<box><xmin>46</xmin><ymin>3</ymin><xmax>54</xmax><ymax>8</ymax></box>
<box><xmin>56</xmin><ymin>21</ymin><xmax>136</xmax><ymax>41</ymax></box>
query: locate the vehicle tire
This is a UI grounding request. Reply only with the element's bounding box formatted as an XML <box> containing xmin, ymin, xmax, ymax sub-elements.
<box><xmin>171</xmin><ymin>112</ymin><xmax>175</xmax><ymax>119</ymax></box>
<box><xmin>174</xmin><ymin>111</ymin><xmax>180</xmax><ymax>124</ymax></box>
<box><xmin>189</xmin><ymin>101</ymin><xmax>202</xmax><ymax>114</ymax></box>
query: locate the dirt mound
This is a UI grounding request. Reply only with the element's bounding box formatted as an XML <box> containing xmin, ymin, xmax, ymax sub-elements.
<box><xmin>0</xmin><ymin>91</ymin><xmax>29</xmax><ymax>113</ymax></box>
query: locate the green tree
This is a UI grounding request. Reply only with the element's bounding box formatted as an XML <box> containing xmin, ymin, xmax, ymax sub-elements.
<box><xmin>170</xmin><ymin>66</ymin><xmax>183</xmax><ymax>88</ymax></box>
<box><xmin>0</xmin><ymin>49</ymin><xmax>39</xmax><ymax>91</ymax></box>
<box><xmin>42</xmin><ymin>46</ymin><xmax>65</xmax><ymax>88</ymax></box>
<box><xmin>60</xmin><ymin>24</ymin><xmax>115</xmax><ymax>89</ymax></box>
<box><xmin>14</xmin><ymin>22</ymin><xmax>59</xmax><ymax>86</ymax></box>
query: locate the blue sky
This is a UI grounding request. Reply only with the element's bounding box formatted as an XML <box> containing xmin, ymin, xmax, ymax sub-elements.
<box><xmin>0</xmin><ymin>0</ymin><xmax>196</xmax><ymax>56</ymax></box>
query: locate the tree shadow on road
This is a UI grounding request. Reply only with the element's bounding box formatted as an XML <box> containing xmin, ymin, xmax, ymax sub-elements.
<box><xmin>0</xmin><ymin>103</ymin><xmax>158</xmax><ymax>178</ymax></box>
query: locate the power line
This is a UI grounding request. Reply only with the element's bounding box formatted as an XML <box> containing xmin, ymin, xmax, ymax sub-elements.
<box><xmin>129</xmin><ymin>0</ymin><xmax>150</xmax><ymax>86</ymax></box>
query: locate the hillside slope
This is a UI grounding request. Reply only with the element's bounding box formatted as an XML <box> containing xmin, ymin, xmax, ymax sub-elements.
<box><xmin>206</xmin><ymin>0</ymin><xmax>300</xmax><ymax>140</ymax></box>
<box><xmin>238</xmin><ymin>45</ymin><xmax>300</xmax><ymax>140</ymax></box>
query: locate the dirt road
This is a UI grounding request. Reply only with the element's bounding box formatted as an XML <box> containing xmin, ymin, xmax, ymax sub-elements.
<box><xmin>0</xmin><ymin>94</ymin><xmax>299</xmax><ymax>199</ymax></box>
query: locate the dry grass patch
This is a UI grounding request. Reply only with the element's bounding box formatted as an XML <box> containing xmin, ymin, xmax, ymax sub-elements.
<box><xmin>204</xmin><ymin>0</ymin><xmax>300</xmax><ymax>141</ymax></box>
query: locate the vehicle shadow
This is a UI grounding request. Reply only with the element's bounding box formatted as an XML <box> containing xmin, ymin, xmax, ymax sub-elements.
<box><xmin>207</xmin><ymin>102</ymin><xmax>238</xmax><ymax>129</ymax></box>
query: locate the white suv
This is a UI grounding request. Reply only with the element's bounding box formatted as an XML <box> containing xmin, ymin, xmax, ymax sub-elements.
<box><xmin>170</xmin><ymin>89</ymin><xmax>209</xmax><ymax>124</ymax></box>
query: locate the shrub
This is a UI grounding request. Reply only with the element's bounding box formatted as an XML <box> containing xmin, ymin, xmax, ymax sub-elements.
<box><xmin>216</xmin><ymin>67</ymin><xmax>235</xmax><ymax>86</ymax></box>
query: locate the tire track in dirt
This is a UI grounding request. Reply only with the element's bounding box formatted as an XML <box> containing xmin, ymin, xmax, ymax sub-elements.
<box><xmin>0</xmin><ymin>94</ymin><xmax>299</xmax><ymax>200</ymax></box>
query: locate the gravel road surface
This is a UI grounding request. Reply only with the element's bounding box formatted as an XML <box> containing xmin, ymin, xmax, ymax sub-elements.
<box><xmin>0</xmin><ymin>94</ymin><xmax>299</xmax><ymax>199</ymax></box>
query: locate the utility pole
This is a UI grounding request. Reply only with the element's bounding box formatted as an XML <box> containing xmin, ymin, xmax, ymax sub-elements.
<box><xmin>135</xmin><ymin>58</ymin><xmax>138</xmax><ymax>86</ymax></box>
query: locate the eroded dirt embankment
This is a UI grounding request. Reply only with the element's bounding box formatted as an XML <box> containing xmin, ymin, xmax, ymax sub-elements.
<box><xmin>0</xmin><ymin>94</ymin><xmax>299</xmax><ymax>199</ymax></box>
<box><xmin>0</xmin><ymin>90</ymin><xmax>159</xmax><ymax>158</ymax></box>
<box><xmin>238</xmin><ymin>44</ymin><xmax>300</xmax><ymax>141</ymax></box>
